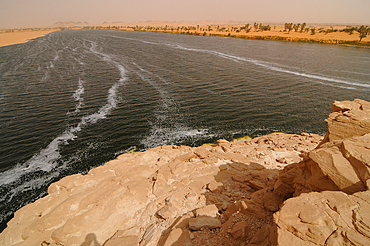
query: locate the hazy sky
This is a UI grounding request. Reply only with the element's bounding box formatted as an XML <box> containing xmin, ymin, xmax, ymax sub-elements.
<box><xmin>1</xmin><ymin>0</ymin><xmax>369</xmax><ymax>28</ymax></box>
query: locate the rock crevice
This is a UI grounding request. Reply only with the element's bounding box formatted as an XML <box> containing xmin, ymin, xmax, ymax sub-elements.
<box><xmin>1</xmin><ymin>99</ymin><xmax>370</xmax><ymax>246</ymax></box>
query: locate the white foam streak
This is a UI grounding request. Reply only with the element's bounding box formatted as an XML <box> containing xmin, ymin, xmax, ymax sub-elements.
<box><xmin>74</xmin><ymin>57</ymin><xmax>84</xmax><ymax>65</ymax></box>
<box><xmin>72</xmin><ymin>78</ymin><xmax>85</xmax><ymax>113</ymax></box>
<box><xmin>0</xmin><ymin>42</ymin><xmax>127</xmax><ymax>187</ymax></box>
<box><xmin>141</xmin><ymin>126</ymin><xmax>212</xmax><ymax>149</ymax></box>
<box><xmin>253</xmin><ymin>61</ymin><xmax>370</xmax><ymax>89</ymax></box>
<box><xmin>114</xmin><ymin>35</ymin><xmax>368</xmax><ymax>90</ymax></box>
<box><xmin>132</xmin><ymin>62</ymin><xmax>211</xmax><ymax>149</ymax></box>
<box><xmin>53</xmin><ymin>53</ymin><xmax>59</xmax><ymax>61</ymax></box>
<box><xmin>172</xmin><ymin>46</ymin><xmax>370</xmax><ymax>90</ymax></box>
<box><xmin>133</xmin><ymin>62</ymin><xmax>174</xmax><ymax>110</ymax></box>
<box><xmin>0</xmin><ymin>131</ymin><xmax>76</xmax><ymax>185</ymax></box>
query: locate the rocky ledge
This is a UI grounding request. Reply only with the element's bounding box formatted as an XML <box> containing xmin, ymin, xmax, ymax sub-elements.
<box><xmin>1</xmin><ymin>99</ymin><xmax>370</xmax><ymax>246</ymax></box>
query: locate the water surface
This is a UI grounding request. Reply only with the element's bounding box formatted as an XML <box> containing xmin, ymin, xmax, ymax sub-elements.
<box><xmin>0</xmin><ymin>30</ymin><xmax>369</xmax><ymax>230</ymax></box>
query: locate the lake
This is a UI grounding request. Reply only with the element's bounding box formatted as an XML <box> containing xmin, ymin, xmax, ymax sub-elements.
<box><xmin>0</xmin><ymin>29</ymin><xmax>369</xmax><ymax>230</ymax></box>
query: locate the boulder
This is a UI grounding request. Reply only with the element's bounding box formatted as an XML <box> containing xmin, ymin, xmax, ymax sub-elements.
<box><xmin>273</xmin><ymin>100</ymin><xmax>370</xmax><ymax>246</ymax></box>
<box><xmin>188</xmin><ymin>216</ymin><xmax>221</xmax><ymax>230</ymax></box>
<box><xmin>275</xmin><ymin>134</ymin><xmax>370</xmax><ymax>197</ymax></box>
<box><xmin>229</xmin><ymin>221</ymin><xmax>249</xmax><ymax>240</ymax></box>
<box><xmin>194</xmin><ymin>204</ymin><xmax>219</xmax><ymax>217</ymax></box>
<box><xmin>3</xmin><ymin>99</ymin><xmax>370</xmax><ymax>246</ymax></box>
<box><xmin>322</xmin><ymin>99</ymin><xmax>370</xmax><ymax>143</ymax></box>
<box><xmin>274</xmin><ymin>190</ymin><xmax>370</xmax><ymax>246</ymax></box>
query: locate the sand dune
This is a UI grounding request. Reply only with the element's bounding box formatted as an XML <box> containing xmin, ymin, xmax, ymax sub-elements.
<box><xmin>94</xmin><ymin>22</ymin><xmax>369</xmax><ymax>45</ymax></box>
<box><xmin>0</xmin><ymin>30</ymin><xmax>58</xmax><ymax>47</ymax></box>
<box><xmin>1</xmin><ymin>23</ymin><xmax>368</xmax><ymax>48</ymax></box>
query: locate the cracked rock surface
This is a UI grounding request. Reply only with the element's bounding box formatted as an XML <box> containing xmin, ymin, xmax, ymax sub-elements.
<box><xmin>0</xmin><ymin>133</ymin><xmax>321</xmax><ymax>246</ymax></box>
<box><xmin>274</xmin><ymin>190</ymin><xmax>370</xmax><ymax>246</ymax></box>
<box><xmin>1</xmin><ymin>99</ymin><xmax>370</xmax><ymax>246</ymax></box>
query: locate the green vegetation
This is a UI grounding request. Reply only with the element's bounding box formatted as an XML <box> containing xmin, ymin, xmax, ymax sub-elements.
<box><xmin>359</xmin><ymin>33</ymin><xmax>367</xmax><ymax>42</ymax></box>
<box><xmin>71</xmin><ymin>23</ymin><xmax>370</xmax><ymax>46</ymax></box>
<box><xmin>340</xmin><ymin>25</ymin><xmax>369</xmax><ymax>41</ymax></box>
<box><xmin>357</xmin><ymin>25</ymin><xmax>369</xmax><ymax>41</ymax></box>
<box><xmin>125</xmin><ymin>146</ymin><xmax>139</xmax><ymax>154</ymax></box>
<box><xmin>0</xmin><ymin>27</ymin><xmax>58</xmax><ymax>33</ymax></box>
<box><xmin>231</xmin><ymin>135</ymin><xmax>252</xmax><ymax>142</ymax></box>
<box><xmin>4</xmin><ymin>22</ymin><xmax>368</xmax><ymax>47</ymax></box>
<box><xmin>284</xmin><ymin>23</ymin><xmax>293</xmax><ymax>33</ymax></box>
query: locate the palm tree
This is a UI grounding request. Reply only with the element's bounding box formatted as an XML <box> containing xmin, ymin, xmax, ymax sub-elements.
<box><xmin>358</xmin><ymin>25</ymin><xmax>369</xmax><ymax>41</ymax></box>
<box><xmin>300</xmin><ymin>23</ymin><xmax>307</xmax><ymax>33</ymax></box>
<box><xmin>359</xmin><ymin>33</ymin><xmax>367</xmax><ymax>42</ymax></box>
<box><xmin>284</xmin><ymin>23</ymin><xmax>293</xmax><ymax>33</ymax></box>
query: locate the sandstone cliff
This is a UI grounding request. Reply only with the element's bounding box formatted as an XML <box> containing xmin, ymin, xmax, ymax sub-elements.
<box><xmin>0</xmin><ymin>99</ymin><xmax>369</xmax><ymax>246</ymax></box>
<box><xmin>273</xmin><ymin>99</ymin><xmax>370</xmax><ymax>245</ymax></box>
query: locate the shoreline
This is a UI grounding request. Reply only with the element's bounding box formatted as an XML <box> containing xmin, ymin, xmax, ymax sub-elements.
<box><xmin>135</xmin><ymin>24</ymin><xmax>370</xmax><ymax>46</ymax></box>
<box><xmin>1</xmin><ymin>23</ymin><xmax>369</xmax><ymax>47</ymax></box>
<box><xmin>87</xmin><ymin>22</ymin><xmax>370</xmax><ymax>46</ymax></box>
<box><xmin>1</xmin><ymin>99</ymin><xmax>369</xmax><ymax>245</ymax></box>
<box><xmin>0</xmin><ymin>29</ymin><xmax>59</xmax><ymax>47</ymax></box>
<box><xmin>149</xmin><ymin>30</ymin><xmax>370</xmax><ymax>46</ymax></box>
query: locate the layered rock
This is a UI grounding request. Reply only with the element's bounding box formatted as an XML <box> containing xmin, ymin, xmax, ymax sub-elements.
<box><xmin>274</xmin><ymin>189</ymin><xmax>370</xmax><ymax>246</ymax></box>
<box><xmin>321</xmin><ymin>99</ymin><xmax>370</xmax><ymax>143</ymax></box>
<box><xmin>273</xmin><ymin>99</ymin><xmax>370</xmax><ymax>246</ymax></box>
<box><xmin>274</xmin><ymin>99</ymin><xmax>370</xmax><ymax>198</ymax></box>
<box><xmin>1</xmin><ymin>99</ymin><xmax>370</xmax><ymax>246</ymax></box>
<box><xmin>0</xmin><ymin>132</ymin><xmax>321</xmax><ymax>245</ymax></box>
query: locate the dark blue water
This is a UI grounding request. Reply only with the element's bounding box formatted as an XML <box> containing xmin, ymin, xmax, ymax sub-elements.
<box><xmin>0</xmin><ymin>29</ymin><xmax>369</xmax><ymax>230</ymax></box>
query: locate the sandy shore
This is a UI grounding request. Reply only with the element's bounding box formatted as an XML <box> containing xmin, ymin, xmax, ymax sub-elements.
<box><xmin>107</xmin><ymin>22</ymin><xmax>369</xmax><ymax>45</ymax></box>
<box><xmin>0</xmin><ymin>30</ymin><xmax>59</xmax><ymax>47</ymax></box>
<box><xmin>206</xmin><ymin>24</ymin><xmax>369</xmax><ymax>42</ymax></box>
<box><xmin>1</xmin><ymin>23</ymin><xmax>368</xmax><ymax>48</ymax></box>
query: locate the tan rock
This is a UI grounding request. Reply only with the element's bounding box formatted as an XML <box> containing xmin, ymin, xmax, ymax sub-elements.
<box><xmin>248</xmin><ymin>224</ymin><xmax>277</xmax><ymax>246</ymax></box>
<box><xmin>322</xmin><ymin>99</ymin><xmax>370</xmax><ymax>143</ymax></box>
<box><xmin>308</xmin><ymin>144</ymin><xmax>366</xmax><ymax>194</ymax></box>
<box><xmin>274</xmin><ymin>190</ymin><xmax>370</xmax><ymax>246</ymax></box>
<box><xmin>262</xmin><ymin>190</ymin><xmax>284</xmax><ymax>212</ymax></box>
<box><xmin>194</xmin><ymin>146</ymin><xmax>210</xmax><ymax>159</ymax></box>
<box><xmin>156</xmin><ymin>204</ymin><xmax>176</xmax><ymax>220</ymax></box>
<box><xmin>3</xmin><ymin>100</ymin><xmax>355</xmax><ymax>246</ymax></box>
<box><xmin>162</xmin><ymin>228</ymin><xmax>183</xmax><ymax>246</ymax></box>
<box><xmin>195</xmin><ymin>204</ymin><xmax>219</xmax><ymax>217</ymax></box>
<box><xmin>275</xmin><ymin>134</ymin><xmax>369</xmax><ymax>198</ymax></box>
<box><xmin>341</xmin><ymin>133</ymin><xmax>370</xmax><ymax>182</ymax></box>
<box><xmin>207</xmin><ymin>181</ymin><xmax>223</xmax><ymax>191</ymax></box>
<box><xmin>331</xmin><ymin>100</ymin><xmax>361</xmax><ymax>112</ymax></box>
<box><xmin>229</xmin><ymin>221</ymin><xmax>249</xmax><ymax>240</ymax></box>
<box><xmin>188</xmin><ymin>216</ymin><xmax>221</xmax><ymax>230</ymax></box>
<box><xmin>171</xmin><ymin>214</ymin><xmax>192</xmax><ymax>229</ymax></box>
<box><xmin>217</xmin><ymin>139</ymin><xmax>229</xmax><ymax>143</ymax></box>
<box><xmin>104</xmin><ymin>235</ymin><xmax>140</xmax><ymax>246</ymax></box>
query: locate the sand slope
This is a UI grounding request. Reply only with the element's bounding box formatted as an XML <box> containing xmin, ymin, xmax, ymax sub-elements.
<box><xmin>0</xmin><ymin>30</ymin><xmax>58</xmax><ymax>47</ymax></box>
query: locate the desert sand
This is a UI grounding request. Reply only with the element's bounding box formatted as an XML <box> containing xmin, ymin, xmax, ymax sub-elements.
<box><xmin>102</xmin><ymin>21</ymin><xmax>369</xmax><ymax>45</ymax></box>
<box><xmin>206</xmin><ymin>24</ymin><xmax>368</xmax><ymax>41</ymax></box>
<box><xmin>0</xmin><ymin>29</ymin><xmax>58</xmax><ymax>47</ymax></box>
<box><xmin>2</xmin><ymin>22</ymin><xmax>368</xmax><ymax>47</ymax></box>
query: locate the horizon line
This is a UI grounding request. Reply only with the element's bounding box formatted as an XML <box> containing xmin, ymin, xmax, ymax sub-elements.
<box><xmin>1</xmin><ymin>20</ymin><xmax>370</xmax><ymax>30</ymax></box>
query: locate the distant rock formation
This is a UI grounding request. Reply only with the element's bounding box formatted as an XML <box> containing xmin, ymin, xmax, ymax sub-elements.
<box><xmin>51</xmin><ymin>21</ymin><xmax>90</xmax><ymax>28</ymax></box>
<box><xmin>0</xmin><ymin>99</ymin><xmax>369</xmax><ymax>246</ymax></box>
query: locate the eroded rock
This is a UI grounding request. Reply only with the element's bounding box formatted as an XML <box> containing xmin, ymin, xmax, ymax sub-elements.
<box><xmin>322</xmin><ymin>99</ymin><xmax>370</xmax><ymax>143</ymax></box>
<box><xmin>2</xmin><ymin>99</ymin><xmax>370</xmax><ymax>246</ymax></box>
<box><xmin>188</xmin><ymin>217</ymin><xmax>222</xmax><ymax>231</ymax></box>
<box><xmin>274</xmin><ymin>190</ymin><xmax>370</xmax><ymax>246</ymax></box>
